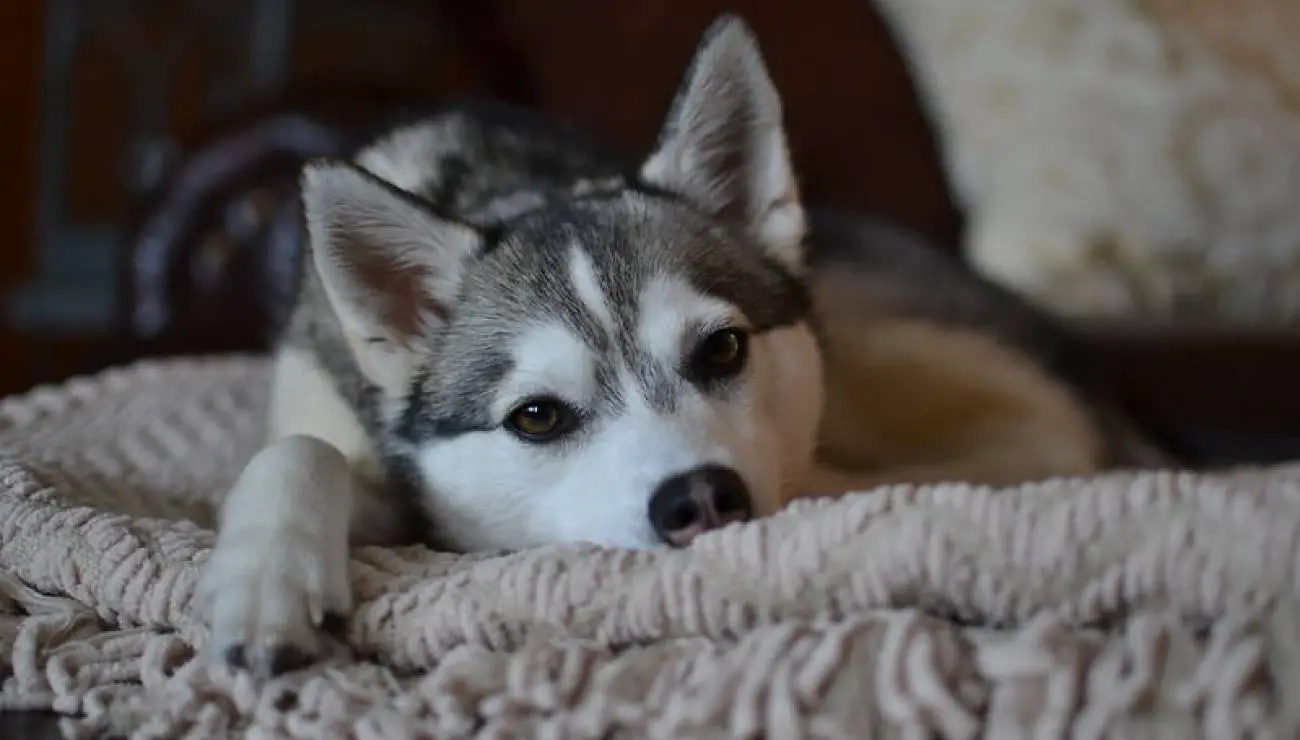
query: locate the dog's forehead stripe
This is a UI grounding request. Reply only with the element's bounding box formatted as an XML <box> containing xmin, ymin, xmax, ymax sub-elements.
<box><xmin>494</xmin><ymin>234</ymin><xmax>687</xmax><ymax>417</ymax></box>
<box><xmin>493</xmin><ymin>238</ymin><xmax>630</xmax><ymax>415</ymax></box>
<box><xmin>571</xmin><ymin>243</ymin><xmax>682</xmax><ymax>414</ymax></box>
<box><xmin>567</xmin><ymin>244</ymin><xmax>618</xmax><ymax>338</ymax></box>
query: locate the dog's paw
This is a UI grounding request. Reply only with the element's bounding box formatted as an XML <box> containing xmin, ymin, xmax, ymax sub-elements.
<box><xmin>196</xmin><ymin>528</ymin><xmax>352</xmax><ymax>678</ymax></box>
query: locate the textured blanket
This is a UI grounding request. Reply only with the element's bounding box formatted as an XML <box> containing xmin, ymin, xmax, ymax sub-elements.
<box><xmin>0</xmin><ymin>356</ymin><xmax>1298</xmax><ymax>738</ymax></box>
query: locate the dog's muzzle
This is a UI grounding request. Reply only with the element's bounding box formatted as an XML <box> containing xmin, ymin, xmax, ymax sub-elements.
<box><xmin>648</xmin><ymin>464</ymin><xmax>753</xmax><ymax>547</ymax></box>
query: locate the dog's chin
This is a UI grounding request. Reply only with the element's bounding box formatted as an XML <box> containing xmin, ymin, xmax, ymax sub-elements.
<box><xmin>566</xmin><ymin>528</ymin><xmax>664</xmax><ymax>551</ymax></box>
<box><xmin>585</xmin><ymin>538</ymin><xmax>665</xmax><ymax>551</ymax></box>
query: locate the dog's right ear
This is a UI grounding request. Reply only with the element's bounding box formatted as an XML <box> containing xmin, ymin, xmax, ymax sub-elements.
<box><xmin>640</xmin><ymin>16</ymin><xmax>805</xmax><ymax>273</ymax></box>
<box><xmin>301</xmin><ymin>160</ymin><xmax>479</xmax><ymax>394</ymax></box>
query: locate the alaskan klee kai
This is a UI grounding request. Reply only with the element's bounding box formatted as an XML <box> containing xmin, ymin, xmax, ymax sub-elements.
<box><xmin>196</xmin><ymin>15</ymin><xmax>1175</xmax><ymax>677</ymax></box>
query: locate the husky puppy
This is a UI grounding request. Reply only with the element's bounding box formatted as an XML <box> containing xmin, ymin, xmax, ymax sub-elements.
<box><xmin>195</xmin><ymin>15</ymin><xmax>1173</xmax><ymax>677</ymax></box>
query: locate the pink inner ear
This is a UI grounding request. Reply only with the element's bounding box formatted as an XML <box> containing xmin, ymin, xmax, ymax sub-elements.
<box><xmin>343</xmin><ymin>234</ymin><xmax>449</xmax><ymax>338</ymax></box>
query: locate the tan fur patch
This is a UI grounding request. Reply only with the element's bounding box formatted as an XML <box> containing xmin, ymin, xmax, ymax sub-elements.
<box><xmin>806</xmin><ymin>271</ymin><xmax>1106</xmax><ymax>495</ymax></box>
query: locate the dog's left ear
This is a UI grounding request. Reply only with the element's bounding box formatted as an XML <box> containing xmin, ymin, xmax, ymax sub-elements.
<box><xmin>640</xmin><ymin>15</ymin><xmax>805</xmax><ymax>272</ymax></box>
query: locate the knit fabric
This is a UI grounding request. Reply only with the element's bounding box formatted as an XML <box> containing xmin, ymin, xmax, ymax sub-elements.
<box><xmin>0</xmin><ymin>356</ymin><xmax>1297</xmax><ymax>738</ymax></box>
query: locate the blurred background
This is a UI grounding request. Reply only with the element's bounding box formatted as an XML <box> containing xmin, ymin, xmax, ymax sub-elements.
<box><xmin>0</xmin><ymin>0</ymin><xmax>1297</xmax><ymax>458</ymax></box>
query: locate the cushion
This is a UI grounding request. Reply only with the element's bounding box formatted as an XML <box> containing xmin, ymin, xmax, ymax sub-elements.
<box><xmin>875</xmin><ymin>0</ymin><xmax>1300</xmax><ymax>323</ymax></box>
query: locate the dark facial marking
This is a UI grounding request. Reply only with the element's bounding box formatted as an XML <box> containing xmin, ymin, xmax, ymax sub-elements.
<box><xmin>396</xmin><ymin>352</ymin><xmax>514</xmax><ymax>442</ymax></box>
<box><xmin>621</xmin><ymin>343</ymin><xmax>679</xmax><ymax>413</ymax></box>
<box><xmin>426</xmin><ymin>155</ymin><xmax>471</xmax><ymax>213</ymax></box>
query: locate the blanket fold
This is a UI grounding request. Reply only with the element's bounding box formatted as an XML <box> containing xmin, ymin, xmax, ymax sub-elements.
<box><xmin>0</xmin><ymin>356</ymin><xmax>1296</xmax><ymax>738</ymax></box>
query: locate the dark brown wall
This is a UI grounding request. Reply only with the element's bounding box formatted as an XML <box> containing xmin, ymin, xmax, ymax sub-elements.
<box><xmin>496</xmin><ymin>0</ymin><xmax>958</xmax><ymax>240</ymax></box>
<box><xmin>0</xmin><ymin>0</ymin><xmax>39</xmax><ymax>289</ymax></box>
<box><xmin>0</xmin><ymin>0</ymin><xmax>42</xmax><ymax>393</ymax></box>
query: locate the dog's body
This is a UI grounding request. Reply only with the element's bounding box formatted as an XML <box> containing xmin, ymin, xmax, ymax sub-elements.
<box><xmin>805</xmin><ymin>212</ymin><xmax>1173</xmax><ymax>491</ymax></box>
<box><xmin>197</xmin><ymin>17</ymin><xmax>1174</xmax><ymax>677</ymax></box>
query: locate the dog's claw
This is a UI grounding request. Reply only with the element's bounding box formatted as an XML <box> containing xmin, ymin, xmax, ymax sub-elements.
<box><xmin>222</xmin><ymin>644</ymin><xmax>248</xmax><ymax>670</ymax></box>
<box><xmin>321</xmin><ymin>611</ymin><xmax>349</xmax><ymax>637</ymax></box>
<box><xmin>268</xmin><ymin>645</ymin><xmax>317</xmax><ymax>676</ymax></box>
<box><xmin>197</xmin><ymin>527</ymin><xmax>352</xmax><ymax>679</ymax></box>
<box><xmin>215</xmin><ymin>639</ymin><xmax>325</xmax><ymax>678</ymax></box>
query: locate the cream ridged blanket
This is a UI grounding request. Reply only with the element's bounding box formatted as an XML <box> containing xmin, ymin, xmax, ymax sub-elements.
<box><xmin>0</xmin><ymin>356</ymin><xmax>1298</xmax><ymax>738</ymax></box>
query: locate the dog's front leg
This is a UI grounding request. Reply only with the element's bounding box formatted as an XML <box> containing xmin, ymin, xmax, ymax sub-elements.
<box><xmin>195</xmin><ymin>434</ymin><xmax>366</xmax><ymax>677</ymax></box>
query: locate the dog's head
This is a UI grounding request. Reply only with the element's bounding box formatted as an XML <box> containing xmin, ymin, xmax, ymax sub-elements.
<box><xmin>299</xmin><ymin>17</ymin><xmax>822</xmax><ymax>551</ymax></box>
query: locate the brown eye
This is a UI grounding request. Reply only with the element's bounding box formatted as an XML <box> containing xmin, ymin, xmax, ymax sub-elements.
<box><xmin>505</xmin><ymin>398</ymin><xmax>577</xmax><ymax>442</ymax></box>
<box><xmin>691</xmin><ymin>327</ymin><xmax>749</xmax><ymax>382</ymax></box>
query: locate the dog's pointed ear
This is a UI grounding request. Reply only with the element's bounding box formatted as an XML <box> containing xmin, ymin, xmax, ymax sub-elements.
<box><xmin>301</xmin><ymin>160</ymin><xmax>479</xmax><ymax>392</ymax></box>
<box><xmin>640</xmin><ymin>16</ymin><xmax>805</xmax><ymax>272</ymax></box>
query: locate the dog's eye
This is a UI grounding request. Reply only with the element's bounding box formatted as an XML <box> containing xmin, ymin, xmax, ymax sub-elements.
<box><xmin>505</xmin><ymin>398</ymin><xmax>578</xmax><ymax>442</ymax></box>
<box><xmin>691</xmin><ymin>327</ymin><xmax>749</xmax><ymax>381</ymax></box>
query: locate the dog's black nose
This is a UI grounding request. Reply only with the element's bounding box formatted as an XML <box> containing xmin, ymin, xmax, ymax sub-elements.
<box><xmin>648</xmin><ymin>464</ymin><xmax>753</xmax><ymax>547</ymax></box>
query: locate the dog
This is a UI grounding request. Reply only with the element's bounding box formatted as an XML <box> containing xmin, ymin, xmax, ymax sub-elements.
<box><xmin>195</xmin><ymin>15</ymin><xmax>1178</xmax><ymax>677</ymax></box>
